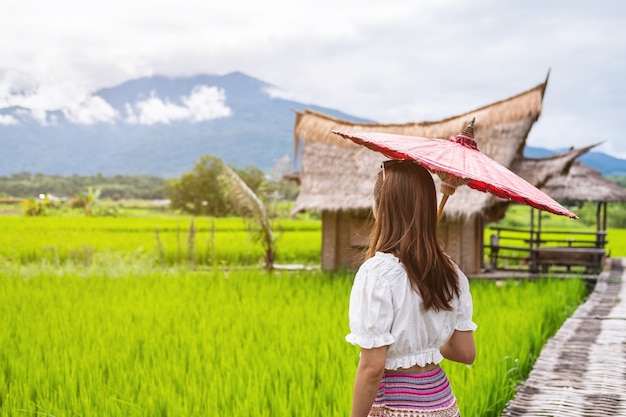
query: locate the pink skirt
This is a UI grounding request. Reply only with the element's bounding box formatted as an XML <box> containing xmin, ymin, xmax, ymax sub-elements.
<box><xmin>369</xmin><ymin>366</ymin><xmax>460</xmax><ymax>417</ymax></box>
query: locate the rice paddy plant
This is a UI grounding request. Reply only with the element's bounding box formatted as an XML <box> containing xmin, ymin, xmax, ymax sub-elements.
<box><xmin>0</xmin><ymin>216</ymin><xmax>321</xmax><ymax>267</ymax></box>
<box><xmin>0</xmin><ymin>263</ymin><xmax>354</xmax><ymax>416</ymax></box>
<box><xmin>605</xmin><ymin>228</ymin><xmax>626</xmax><ymax>256</ymax></box>
<box><xmin>446</xmin><ymin>278</ymin><xmax>588</xmax><ymax>416</ymax></box>
<box><xmin>0</xmin><ymin>261</ymin><xmax>587</xmax><ymax>417</ymax></box>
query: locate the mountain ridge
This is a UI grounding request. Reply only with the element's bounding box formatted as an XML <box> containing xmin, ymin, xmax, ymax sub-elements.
<box><xmin>0</xmin><ymin>72</ymin><xmax>372</xmax><ymax>177</ymax></box>
<box><xmin>1</xmin><ymin>71</ymin><xmax>625</xmax><ymax>178</ymax></box>
<box><xmin>525</xmin><ymin>146</ymin><xmax>626</xmax><ymax>176</ymax></box>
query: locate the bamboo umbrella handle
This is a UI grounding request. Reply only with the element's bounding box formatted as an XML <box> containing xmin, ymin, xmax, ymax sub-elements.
<box><xmin>437</xmin><ymin>194</ymin><xmax>450</xmax><ymax>222</ymax></box>
<box><xmin>436</xmin><ymin>172</ymin><xmax>469</xmax><ymax>222</ymax></box>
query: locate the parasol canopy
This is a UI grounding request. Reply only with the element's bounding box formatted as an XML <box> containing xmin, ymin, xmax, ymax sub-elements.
<box><xmin>332</xmin><ymin>119</ymin><xmax>578</xmax><ymax>220</ymax></box>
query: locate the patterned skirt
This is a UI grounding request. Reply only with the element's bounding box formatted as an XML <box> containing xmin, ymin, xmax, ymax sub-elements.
<box><xmin>368</xmin><ymin>366</ymin><xmax>460</xmax><ymax>417</ymax></box>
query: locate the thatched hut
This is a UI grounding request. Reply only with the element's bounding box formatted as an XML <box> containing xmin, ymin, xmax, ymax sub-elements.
<box><xmin>541</xmin><ymin>161</ymin><xmax>626</xmax><ymax>235</ymax></box>
<box><xmin>292</xmin><ymin>75</ymin><xmax>583</xmax><ymax>274</ymax></box>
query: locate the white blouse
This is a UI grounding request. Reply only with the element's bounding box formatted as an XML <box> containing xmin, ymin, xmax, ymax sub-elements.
<box><xmin>345</xmin><ymin>252</ymin><xmax>477</xmax><ymax>370</ymax></box>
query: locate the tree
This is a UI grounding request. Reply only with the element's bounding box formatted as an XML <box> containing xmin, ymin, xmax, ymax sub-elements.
<box><xmin>235</xmin><ymin>165</ymin><xmax>265</xmax><ymax>195</ymax></box>
<box><xmin>0</xmin><ymin>172</ymin><xmax>166</xmax><ymax>199</ymax></box>
<box><xmin>165</xmin><ymin>154</ymin><xmax>278</xmax><ymax>217</ymax></box>
<box><xmin>165</xmin><ymin>155</ymin><xmax>231</xmax><ymax>216</ymax></box>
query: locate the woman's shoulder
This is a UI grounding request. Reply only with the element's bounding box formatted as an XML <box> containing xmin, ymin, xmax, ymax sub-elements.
<box><xmin>362</xmin><ymin>251</ymin><xmax>402</xmax><ymax>267</ymax></box>
<box><xmin>358</xmin><ymin>252</ymin><xmax>406</xmax><ymax>281</ymax></box>
<box><xmin>451</xmin><ymin>261</ymin><xmax>469</xmax><ymax>282</ymax></box>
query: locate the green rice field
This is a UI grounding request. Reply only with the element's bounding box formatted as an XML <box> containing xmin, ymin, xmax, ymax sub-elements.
<box><xmin>0</xmin><ymin>205</ymin><xmax>604</xmax><ymax>416</ymax></box>
<box><xmin>0</xmin><ymin>216</ymin><xmax>321</xmax><ymax>267</ymax></box>
<box><xmin>0</xmin><ymin>262</ymin><xmax>586</xmax><ymax>416</ymax></box>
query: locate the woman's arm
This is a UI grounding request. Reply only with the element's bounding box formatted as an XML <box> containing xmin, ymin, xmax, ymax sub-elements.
<box><xmin>350</xmin><ymin>345</ymin><xmax>388</xmax><ymax>417</ymax></box>
<box><xmin>440</xmin><ymin>330</ymin><xmax>475</xmax><ymax>364</ymax></box>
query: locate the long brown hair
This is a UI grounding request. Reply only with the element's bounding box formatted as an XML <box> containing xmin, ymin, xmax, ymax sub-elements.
<box><xmin>367</xmin><ymin>160</ymin><xmax>459</xmax><ymax>311</ymax></box>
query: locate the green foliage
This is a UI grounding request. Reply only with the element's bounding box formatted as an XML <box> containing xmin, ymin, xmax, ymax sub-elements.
<box><xmin>164</xmin><ymin>154</ymin><xmax>291</xmax><ymax>218</ymax></box>
<box><xmin>0</xmin><ymin>172</ymin><xmax>166</xmax><ymax>200</ymax></box>
<box><xmin>165</xmin><ymin>155</ymin><xmax>231</xmax><ymax>216</ymax></box>
<box><xmin>234</xmin><ymin>165</ymin><xmax>265</xmax><ymax>195</ymax></box>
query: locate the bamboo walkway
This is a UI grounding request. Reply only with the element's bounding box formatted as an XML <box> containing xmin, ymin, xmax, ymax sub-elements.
<box><xmin>501</xmin><ymin>257</ymin><xmax>626</xmax><ymax>416</ymax></box>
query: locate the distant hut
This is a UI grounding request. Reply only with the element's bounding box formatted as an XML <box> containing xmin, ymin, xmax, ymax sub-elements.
<box><xmin>541</xmin><ymin>161</ymin><xmax>626</xmax><ymax>242</ymax></box>
<box><xmin>292</xmin><ymin>75</ymin><xmax>583</xmax><ymax>274</ymax></box>
<box><xmin>494</xmin><ymin>145</ymin><xmax>598</xmax><ymax>222</ymax></box>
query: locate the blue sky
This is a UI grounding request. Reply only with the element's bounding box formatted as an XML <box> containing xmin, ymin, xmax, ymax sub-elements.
<box><xmin>1</xmin><ymin>0</ymin><xmax>625</xmax><ymax>157</ymax></box>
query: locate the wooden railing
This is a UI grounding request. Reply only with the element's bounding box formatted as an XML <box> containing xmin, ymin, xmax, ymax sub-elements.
<box><xmin>487</xmin><ymin>226</ymin><xmax>608</xmax><ymax>274</ymax></box>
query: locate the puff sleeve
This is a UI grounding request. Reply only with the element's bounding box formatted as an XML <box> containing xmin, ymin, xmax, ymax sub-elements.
<box><xmin>345</xmin><ymin>261</ymin><xmax>395</xmax><ymax>348</ymax></box>
<box><xmin>455</xmin><ymin>267</ymin><xmax>478</xmax><ymax>331</ymax></box>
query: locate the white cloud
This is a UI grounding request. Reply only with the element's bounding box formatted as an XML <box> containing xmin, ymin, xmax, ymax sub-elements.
<box><xmin>125</xmin><ymin>92</ymin><xmax>189</xmax><ymax>125</ymax></box>
<box><xmin>0</xmin><ymin>114</ymin><xmax>18</xmax><ymax>125</ymax></box>
<box><xmin>125</xmin><ymin>85</ymin><xmax>232</xmax><ymax>125</ymax></box>
<box><xmin>0</xmin><ymin>1</ymin><xmax>625</xmax><ymax>156</ymax></box>
<box><xmin>62</xmin><ymin>96</ymin><xmax>119</xmax><ymax>124</ymax></box>
<box><xmin>263</xmin><ymin>86</ymin><xmax>296</xmax><ymax>101</ymax></box>
<box><xmin>0</xmin><ymin>69</ymin><xmax>95</xmax><ymax>112</ymax></box>
<box><xmin>28</xmin><ymin>109</ymin><xmax>50</xmax><ymax>125</ymax></box>
<box><xmin>181</xmin><ymin>86</ymin><xmax>233</xmax><ymax>121</ymax></box>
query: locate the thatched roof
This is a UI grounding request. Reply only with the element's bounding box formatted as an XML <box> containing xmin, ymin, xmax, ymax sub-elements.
<box><xmin>292</xmin><ymin>74</ymin><xmax>578</xmax><ymax>221</ymax></box>
<box><xmin>541</xmin><ymin>161</ymin><xmax>626</xmax><ymax>202</ymax></box>
<box><xmin>513</xmin><ymin>144</ymin><xmax>598</xmax><ymax>188</ymax></box>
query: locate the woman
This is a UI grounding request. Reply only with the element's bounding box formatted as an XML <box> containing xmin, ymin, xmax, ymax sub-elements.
<box><xmin>346</xmin><ymin>160</ymin><xmax>477</xmax><ymax>417</ymax></box>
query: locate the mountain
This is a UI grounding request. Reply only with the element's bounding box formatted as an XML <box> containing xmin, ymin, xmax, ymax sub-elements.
<box><xmin>0</xmin><ymin>72</ymin><xmax>371</xmax><ymax>177</ymax></box>
<box><xmin>2</xmin><ymin>72</ymin><xmax>625</xmax><ymax>178</ymax></box>
<box><xmin>525</xmin><ymin>146</ymin><xmax>626</xmax><ymax>177</ymax></box>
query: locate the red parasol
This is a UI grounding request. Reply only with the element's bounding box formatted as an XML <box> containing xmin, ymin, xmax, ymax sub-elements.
<box><xmin>332</xmin><ymin>119</ymin><xmax>578</xmax><ymax>220</ymax></box>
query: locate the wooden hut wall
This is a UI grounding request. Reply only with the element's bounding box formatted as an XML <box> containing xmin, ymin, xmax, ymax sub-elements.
<box><xmin>321</xmin><ymin>210</ymin><xmax>371</xmax><ymax>270</ymax></box>
<box><xmin>438</xmin><ymin>216</ymin><xmax>484</xmax><ymax>274</ymax></box>
<box><xmin>321</xmin><ymin>210</ymin><xmax>483</xmax><ymax>274</ymax></box>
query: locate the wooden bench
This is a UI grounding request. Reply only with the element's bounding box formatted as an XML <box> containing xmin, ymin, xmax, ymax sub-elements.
<box><xmin>532</xmin><ymin>247</ymin><xmax>606</xmax><ymax>273</ymax></box>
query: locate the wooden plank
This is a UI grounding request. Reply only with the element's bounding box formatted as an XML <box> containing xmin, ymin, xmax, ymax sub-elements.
<box><xmin>534</xmin><ymin>247</ymin><xmax>606</xmax><ymax>271</ymax></box>
<box><xmin>501</xmin><ymin>258</ymin><xmax>626</xmax><ymax>416</ymax></box>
